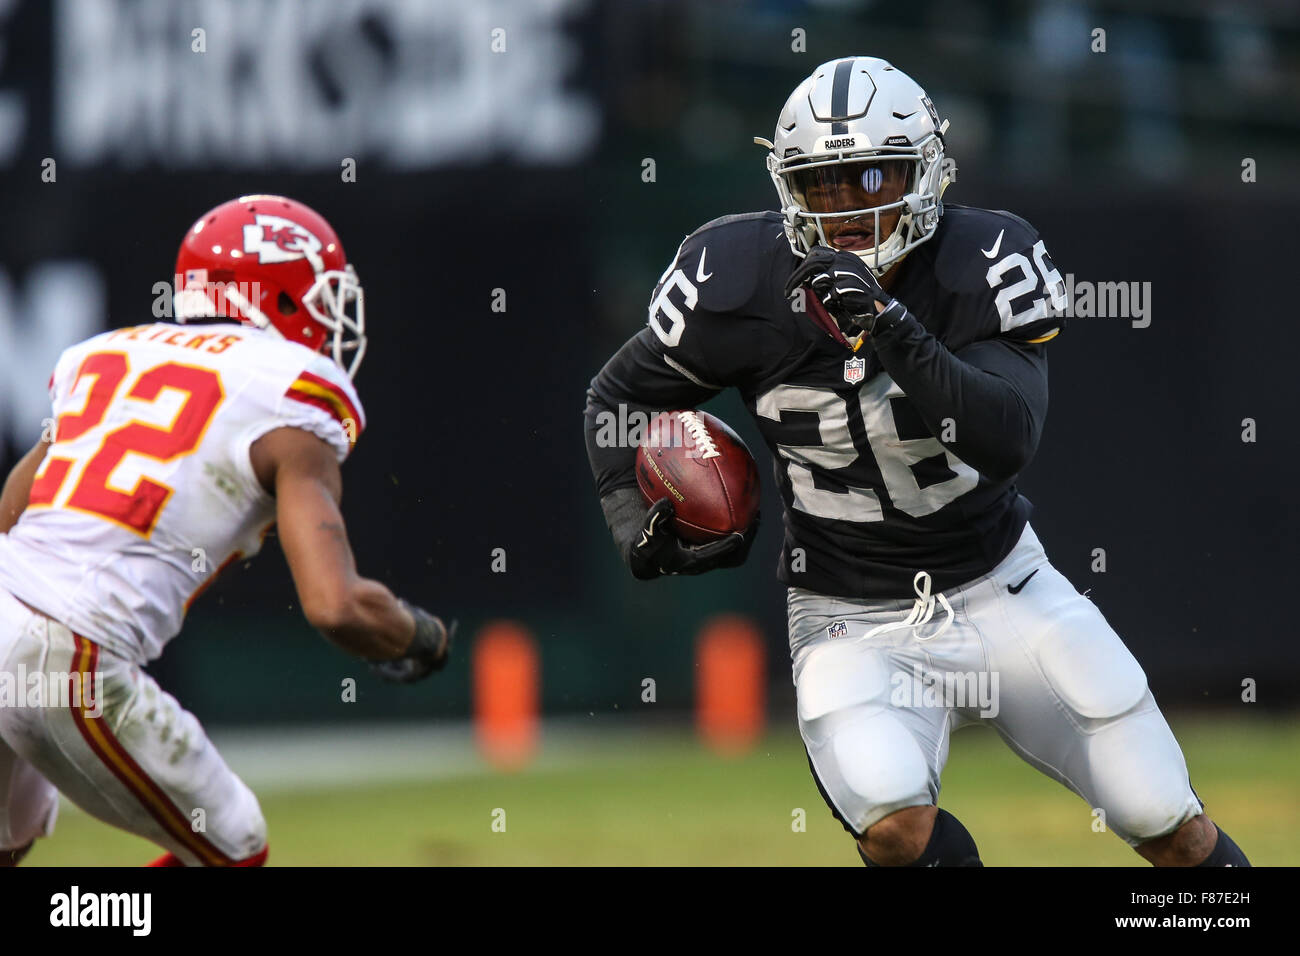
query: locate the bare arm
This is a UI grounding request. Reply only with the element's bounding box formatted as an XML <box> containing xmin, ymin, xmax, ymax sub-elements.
<box><xmin>0</xmin><ymin>440</ymin><xmax>49</xmax><ymax>534</ymax></box>
<box><xmin>250</xmin><ymin>426</ymin><xmax>415</xmax><ymax>660</ymax></box>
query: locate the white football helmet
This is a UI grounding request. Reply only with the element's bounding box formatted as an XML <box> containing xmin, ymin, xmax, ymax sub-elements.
<box><xmin>758</xmin><ymin>57</ymin><xmax>954</xmax><ymax>276</ymax></box>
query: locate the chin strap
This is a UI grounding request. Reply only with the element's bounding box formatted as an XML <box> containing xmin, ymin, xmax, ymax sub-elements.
<box><xmin>221</xmin><ymin>286</ymin><xmax>282</xmax><ymax>338</ymax></box>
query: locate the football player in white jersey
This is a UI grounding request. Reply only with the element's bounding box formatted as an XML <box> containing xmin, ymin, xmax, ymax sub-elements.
<box><xmin>0</xmin><ymin>195</ymin><xmax>451</xmax><ymax>866</ymax></box>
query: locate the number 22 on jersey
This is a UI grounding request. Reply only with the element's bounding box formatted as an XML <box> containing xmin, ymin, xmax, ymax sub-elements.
<box><xmin>28</xmin><ymin>351</ymin><xmax>225</xmax><ymax>536</ymax></box>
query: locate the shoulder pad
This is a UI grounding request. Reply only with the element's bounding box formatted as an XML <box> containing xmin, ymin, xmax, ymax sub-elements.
<box><xmin>655</xmin><ymin>212</ymin><xmax>786</xmax><ymax>316</ymax></box>
<box><xmin>930</xmin><ymin>205</ymin><xmax>1042</xmax><ymax>296</ymax></box>
<box><xmin>282</xmin><ymin>350</ymin><xmax>366</xmax><ymax>436</ymax></box>
<box><xmin>925</xmin><ymin>205</ymin><xmax>1065</xmax><ymax>341</ymax></box>
<box><xmin>48</xmin><ymin>326</ymin><xmax>123</xmax><ymax>401</ymax></box>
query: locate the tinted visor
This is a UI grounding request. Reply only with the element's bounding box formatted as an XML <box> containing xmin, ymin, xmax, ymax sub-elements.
<box><xmin>785</xmin><ymin>158</ymin><xmax>913</xmax><ymax>214</ymax></box>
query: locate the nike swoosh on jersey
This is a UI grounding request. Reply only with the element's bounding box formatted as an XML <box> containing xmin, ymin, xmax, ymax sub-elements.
<box><xmin>696</xmin><ymin>247</ymin><xmax>713</xmax><ymax>282</ymax></box>
<box><xmin>981</xmin><ymin>229</ymin><xmax>1005</xmax><ymax>259</ymax></box>
<box><xmin>1008</xmin><ymin>568</ymin><xmax>1039</xmax><ymax>594</ymax></box>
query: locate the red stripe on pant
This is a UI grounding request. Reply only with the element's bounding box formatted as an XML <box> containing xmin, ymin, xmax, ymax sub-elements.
<box><xmin>67</xmin><ymin>634</ymin><xmax>243</xmax><ymax>866</ymax></box>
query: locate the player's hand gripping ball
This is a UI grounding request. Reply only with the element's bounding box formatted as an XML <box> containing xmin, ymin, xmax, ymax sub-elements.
<box><xmin>630</xmin><ymin>410</ymin><xmax>761</xmax><ymax>578</ymax></box>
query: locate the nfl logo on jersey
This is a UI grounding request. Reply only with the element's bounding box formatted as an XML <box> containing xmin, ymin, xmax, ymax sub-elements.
<box><xmin>827</xmin><ymin>620</ymin><xmax>849</xmax><ymax>639</ymax></box>
<box><xmin>843</xmin><ymin>357</ymin><xmax>865</xmax><ymax>384</ymax></box>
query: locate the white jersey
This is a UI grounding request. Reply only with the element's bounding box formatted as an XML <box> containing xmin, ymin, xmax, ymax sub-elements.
<box><xmin>0</xmin><ymin>322</ymin><xmax>365</xmax><ymax>664</ymax></box>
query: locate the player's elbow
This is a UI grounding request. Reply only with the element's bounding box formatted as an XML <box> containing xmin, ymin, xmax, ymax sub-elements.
<box><xmin>979</xmin><ymin>457</ymin><xmax>1025</xmax><ymax>485</ymax></box>
<box><xmin>964</xmin><ymin>398</ymin><xmax>1042</xmax><ymax>482</ymax></box>
<box><xmin>967</xmin><ymin>432</ymin><xmax>1038</xmax><ymax>484</ymax></box>
<box><xmin>300</xmin><ymin>585</ymin><xmax>362</xmax><ymax>636</ymax></box>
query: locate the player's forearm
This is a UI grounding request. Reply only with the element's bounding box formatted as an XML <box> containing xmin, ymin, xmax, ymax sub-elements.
<box><xmin>598</xmin><ymin>486</ymin><xmax>649</xmax><ymax>566</ymax></box>
<box><xmin>307</xmin><ymin>576</ymin><xmax>416</xmax><ymax>660</ymax></box>
<box><xmin>584</xmin><ymin>386</ymin><xmax>647</xmax><ymax>568</ymax></box>
<box><xmin>869</xmin><ymin>310</ymin><xmax>1045</xmax><ymax>482</ymax></box>
<box><xmin>0</xmin><ymin>469</ymin><xmax>31</xmax><ymax>534</ymax></box>
<box><xmin>584</xmin><ymin>384</ymin><xmax>641</xmax><ymax>499</ymax></box>
<box><xmin>0</xmin><ymin>441</ymin><xmax>49</xmax><ymax>533</ymax></box>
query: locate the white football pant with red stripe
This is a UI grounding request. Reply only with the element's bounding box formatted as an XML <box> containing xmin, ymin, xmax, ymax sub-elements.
<box><xmin>0</xmin><ymin>589</ymin><xmax>267</xmax><ymax>865</ymax></box>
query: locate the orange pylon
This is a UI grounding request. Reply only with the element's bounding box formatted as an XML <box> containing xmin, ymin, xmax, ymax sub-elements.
<box><xmin>695</xmin><ymin>615</ymin><xmax>765</xmax><ymax>755</ymax></box>
<box><xmin>472</xmin><ymin>621</ymin><xmax>540</xmax><ymax>770</ymax></box>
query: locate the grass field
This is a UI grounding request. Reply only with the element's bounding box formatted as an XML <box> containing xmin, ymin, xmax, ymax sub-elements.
<box><xmin>25</xmin><ymin>713</ymin><xmax>1300</xmax><ymax>866</ymax></box>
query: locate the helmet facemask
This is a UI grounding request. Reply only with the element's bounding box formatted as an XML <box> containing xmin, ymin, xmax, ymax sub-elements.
<box><xmin>303</xmin><ymin>264</ymin><xmax>367</xmax><ymax>379</ymax></box>
<box><xmin>770</xmin><ymin>135</ymin><xmax>947</xmax><ymax>277</ymax></box>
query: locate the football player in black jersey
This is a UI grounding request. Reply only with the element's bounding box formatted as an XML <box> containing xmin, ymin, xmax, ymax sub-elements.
<box><xmin>584</xmin><ymin>57</ymin><xmax>1249</xmax><ymax>867</ymax></box>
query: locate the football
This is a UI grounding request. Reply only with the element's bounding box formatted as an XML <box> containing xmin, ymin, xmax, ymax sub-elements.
<box><xmin>636</xmin><ymin>409</ymin><xmax>760</xmax><ymax>544</ymax></box>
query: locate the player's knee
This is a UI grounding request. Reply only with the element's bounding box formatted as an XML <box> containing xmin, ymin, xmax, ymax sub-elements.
<box><xmin>231</xmin><ymin>843</ymin><xmax>269</xmax><ymax>867</ymax></box>
<box><xmin>859</xmin><ymin>805</ymin><xmax>937</xmax><ymax>865</ymax></box>
<box><xmin>1101</xmin><ymin>788</ymin><xmax>1201</xmax><ymax>848</ymax></box>
<box><xmin>1132</xmin><ymin>813</ymin><xmax>1254</xmax><ymax>867</ymax></box>
<box><xmin>214</xmin><ymin>819</ymin><xmax>266</xmax><ymax>867</ymax></box>
<box><xmin>835</xmin><ymin>714</ymin><xmax>930</xmax><ymax>801</ymax></box>
<box><xmin>1133</xmin><ymin>813</ymin><xmax>1213</xmax><ymax>865</ymax></box>
<box><xmin>805</xmin><ymin>709</ymin><xmax>933</xmax><ymax>838</ymax></box>
<box><xmin>859</xmin><ymin>807</ymin><xmax>983</xmax><ymax>866</ymax></box>
<box><xmin>1086</xmin><ymin>711</ymin><xmax>1202</xmax><ymax>846</ymax></box>
<box><xmin>209</xmin><ymin>781</ymin><xmax>267</xmax><ymax>864</ymax></box>
<box><xmin>239</xmin><ymin>801</ymin><xmax>268</xmax><ymax>860</ymax></box>
<box><xmin>798</xmin><ymin>640</ymin><xmax>933</xmax><ymax>830</ymax></box>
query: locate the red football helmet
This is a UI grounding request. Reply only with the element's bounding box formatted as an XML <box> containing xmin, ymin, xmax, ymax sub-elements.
<box><xmin>174</xmin><ymin>195</ymin><xmax>367</xmax><ymax>377</ymax></box>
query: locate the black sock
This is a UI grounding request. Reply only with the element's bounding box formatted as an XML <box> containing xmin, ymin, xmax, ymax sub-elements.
<box><xmin>859</xmin><ymin>809</ymin><xmax>983</xmax><ymax>867</ymax></box>
<box><xmin>1197</xmin><ymin>825</ymin><xmax>1251</xmax><ymax>867</ymax></box>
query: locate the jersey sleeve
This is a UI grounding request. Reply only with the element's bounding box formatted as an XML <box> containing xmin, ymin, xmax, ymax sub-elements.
<box><xmin>640</xmin><ymin>222</ymin><xmax>785</xmax><ymax>391</ymax></box>
<box><xmin>276</xmin><ymin>353</ymin><xmax>367</xmax><ymax>462</ymax></box>
<box><xmin>871</xmin><ymin>209</ymin><xmax>1062</xmax><ymax>484</ymax></box>
<box><xmin>43</xmin><ymin>338</ymin><xmax>108</xmax><ymax>440</ymax></box>
<box><xmin>935</xmin><ymin>209</ymin><xmax>1067</xmax><ymax>348</ymax></box>
<box><xmin>869</xmin><ymin>313</ymin><xmax>1049</xmax><ymax>484</ymax></box>
<box><xmin>988</xmin><ymin>229</ymin><xmax>1067</xmax><ymax>345</ymax></box>
<box><xmin>47</xmin><ymin>345</ymin><xmax>79</xmax><ymax>414</ymax></box>
<box><xmin>585</xmin><ymin>218</ymin><xmax>786</xmax><ymax>499</ymax></box>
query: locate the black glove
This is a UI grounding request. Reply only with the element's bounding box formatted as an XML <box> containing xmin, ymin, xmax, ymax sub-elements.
<box><xmin>369</xmin><ymin>601</ymin><xmax>455</xmax><ymax>684</ymax></box>
<box><xmin>784</xmin><ymin>245</ymin><xmax>901</xmax><ymax>336</ymax></box>
<box><xmin>628</xmin><ymin>498</ymin><xmax>759</xmax><ymax>580</ymax></box>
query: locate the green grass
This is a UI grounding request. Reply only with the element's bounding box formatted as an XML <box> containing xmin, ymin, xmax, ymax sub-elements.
<box><xmin>25</xmin><ymin>714</ymin><xmax>1300</xmax><ymax>866</ymax></box>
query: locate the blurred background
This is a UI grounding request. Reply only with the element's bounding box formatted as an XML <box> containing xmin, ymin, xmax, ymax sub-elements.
<box><xmin>1</xmin><ymin>0</ymin><xmax>1297</xmax><ymax>864</ymax></box>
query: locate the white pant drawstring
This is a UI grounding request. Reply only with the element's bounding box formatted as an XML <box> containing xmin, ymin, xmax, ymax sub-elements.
<box><xmin>859</xmin><ymin>571</ymin><xmax>954</xmax><ymax>642</ymax></box>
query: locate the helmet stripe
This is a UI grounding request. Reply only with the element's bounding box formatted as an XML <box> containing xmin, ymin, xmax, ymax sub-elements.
<box><xmin>829</xmin><ymin>58</ymin><xmax>854</xmax><ymax>135</ymax></box>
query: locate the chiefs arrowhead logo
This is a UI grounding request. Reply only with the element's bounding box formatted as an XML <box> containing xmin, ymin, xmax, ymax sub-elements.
<box><xmin>242</xmin><ymin>214</ymin><xmax>324</xmax><ymax>269</ymax></box>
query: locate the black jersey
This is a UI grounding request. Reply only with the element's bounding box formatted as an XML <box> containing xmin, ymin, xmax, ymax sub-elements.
<box><xmin>585</xmin><ymin>204</ymin><xmax>1066</xmax><ymax>599</ymax></box>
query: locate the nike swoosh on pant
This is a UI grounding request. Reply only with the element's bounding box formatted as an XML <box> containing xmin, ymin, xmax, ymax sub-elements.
<box><xmin>1008</xmin><ymin>568</ymin><xmax>1038</xmax><ymax>594</ymax></box>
